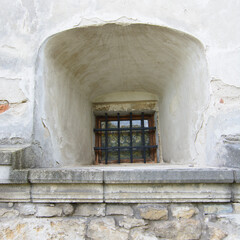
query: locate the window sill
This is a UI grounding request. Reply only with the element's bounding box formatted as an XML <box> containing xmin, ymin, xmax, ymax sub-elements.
<box><xmin>10</xmin><ymin>165</ymin><xmax>235</xmax><ymax>184</ymax></box>
<box><xmin>1</xmin><ymin>165</ymin><xmax>240</xmax><ymax>203</ymax></box>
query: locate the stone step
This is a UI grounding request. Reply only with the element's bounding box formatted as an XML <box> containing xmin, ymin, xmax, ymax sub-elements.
<box><xmin>0</xmin><ymin>147</ymin><xmax>26</xmax><ymax>166</ymax></box>
<box><xmin>0</xmin><ymin>146</ymin><xmax>29</xmax><ymax>183</ymax></box>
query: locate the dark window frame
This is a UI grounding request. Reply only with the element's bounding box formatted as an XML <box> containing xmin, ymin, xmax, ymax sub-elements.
<box><xmin>94</xmin><ymin>112</ymin><xmax>158</xmax><ymax>164</ymax></box>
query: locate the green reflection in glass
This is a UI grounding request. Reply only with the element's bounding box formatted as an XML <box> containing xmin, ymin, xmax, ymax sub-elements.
<box><xmin>100</xmin><ymin>118</ymin><xmax>151</xmax><ymax>161</ymax></box>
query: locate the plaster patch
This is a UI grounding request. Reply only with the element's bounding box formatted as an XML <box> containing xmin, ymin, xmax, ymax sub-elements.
<box><xmin>0</xmin><ymin>77</ymin><xmax>27</xmax><ymax>104</ymax></box>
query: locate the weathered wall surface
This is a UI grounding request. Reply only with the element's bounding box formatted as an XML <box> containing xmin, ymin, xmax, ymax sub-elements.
<box><xmin>33</xmin><ymin>24</ymin><xmax>208</xmax><ymax>167</ymax></box>
<box><xmin>1</xmin><ymin>202</ymin><xmax>240</xmax><ymax>240</ymax></box>
<box><xmin>0</xmin><ymin>0</ymin><xmax>239</xmax><ymax>166</ymax></box>
<box><xmin>1</xmin><ymin>2</ymin><xmax>240</xmax><ymax>238</ymax></box>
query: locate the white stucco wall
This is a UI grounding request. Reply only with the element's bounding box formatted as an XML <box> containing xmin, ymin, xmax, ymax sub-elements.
<box><xmin>0</xmin><ymin>0</ymin><xmax>240</xmax><ymax>167</ymax></box>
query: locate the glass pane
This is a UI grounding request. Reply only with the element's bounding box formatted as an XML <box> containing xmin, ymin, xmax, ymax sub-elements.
<box><xmin>120</xmin><ymin>120</ymin><xmax>129</xmax><ymax>128</ymax></box>
<box><xmin>108</xmin><ymin>149</ymin><xmax>118</xmax><ymax>161</ymax></box>
<box><xmin>108</xmin><ymin>131</ymin><xmax>118</xmax><ymax>147</ymax></box>
<box><xmin>101</xmin><ymin>149</ymin><xmax>118</xmax><ymax>162</ymax></box>
<box><xmin>101</xmin><ymin>132</ymin><xmax>118</xmax><ymax>147</ymax></box>
<box><xmin>145</xmin><ymin>132</ymin><xmax>150</xmax><ymax>145</ymax></box>
<box><xmin>108</xmin><ymin>121</ymin><xmax>118</xmax><ymax>128</ymax></box>
<box><xmin>120</xmin><ymin>150</ymin><xmax>130</xmax><ymax>160</ymax></box>
<box><xmin>132</xmin><ymin>120</ymin><xmax>141</xmax><ymax>128</ymax></box>
<box><xmin>132</xmin><ymin>149</ymin><xmax>150</xmax><ymax>160</ymax></box>
<box><xmin>119</xmin><ymin>121</ymin><xmax>130</xmax><ymax>160</ymax></box>
<box><xmin>120</xmin><ymin>131</ymin><xmax>130</xmax><ymax>146</ymax></box>
<box><xmin>101</xmin><ymin>121</ymin><xmax>118</xmax><ymax>129</ymax></box>
<box><xmin>144</xmin><ymin>120</ymin><xmax>149</xmax><ymax>127</ymax></box>
<box><xmin>133</xmin><ymin>150</ymin><xmax>142</xmax><ymax>159</ymax></box>
<box><xmin>132</xmin><ymin>131</ymin><xmax>142</xmax><ymax>146</ymax></box>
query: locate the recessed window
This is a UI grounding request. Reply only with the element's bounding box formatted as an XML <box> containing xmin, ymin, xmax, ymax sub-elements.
<box><xmin>94</xmin><ymin>112</ymin><xmax>158</xmax><ymax>164</ymax></box>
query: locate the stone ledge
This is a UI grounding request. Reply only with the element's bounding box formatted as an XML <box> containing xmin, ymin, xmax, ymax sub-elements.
<box><xmin>0</xmin><ymin>182</ymin><xmax>235</xmax><ymax>203</ymax></box>
<box><xmin>0</xmin><ymin>184</ymin><xmax>31</xmax><ymax>202</ymax></box>
<box><xmin>22</xmin><ymin>167</ymin><xmax>236</xmax><ymax>184</ymax></box>
<box><xmin>1</xmin><ymin>167</ymin><xmax>239</xmax><ymax>184</ymax></box>
<box><xmin>31</xmin><ymin>183</ymin><xmax>103</xmax><ymax>203</ymax></box>
<box><xmin>0</xmin><ymin>167</ymin><xmax>239</xmax><ymax>203</ymax></box>
<box><xmin>104</xmin><ymin>183</ymin><xmax>232</xmax><ymax>203</ymax></box>
<box><xmin>0</xmin><ymin>170</ymin><xmax>29</xmax><ymax>184</ymax></box>
<box><xmin>103</xmin><ymin>168</ymin><xmax>234</xmax><ymax>184</ymax></box>
<box><xmin>28</xmin><ymin>169</ymin><xmax>103</xmax><ymax>183</ymax></box>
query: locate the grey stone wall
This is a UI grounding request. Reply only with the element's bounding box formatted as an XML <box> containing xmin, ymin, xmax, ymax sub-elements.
<box><xmin>0</xmin><ymin>202</ymin><xmax>239</xmax><ymax>239</ymax></box>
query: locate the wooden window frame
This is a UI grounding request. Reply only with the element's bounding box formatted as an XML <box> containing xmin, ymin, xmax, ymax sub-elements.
<box><xmin>94</xmin><ymin>113</ymin><xmax>157</xmax><ymax>164</ymax></box>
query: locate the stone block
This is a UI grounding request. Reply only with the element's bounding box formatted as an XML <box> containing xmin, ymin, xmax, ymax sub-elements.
<box><xmin>0</xmin><ymin>150</ymin><xmax>12</xmax><ymax>165</ymax></box>
<box><xmin>150</xmin><ymin>219</ymin><xmax>202</xmax><ymax>240</ymax></box>
<box><xmin>176</xmin><ymin>219</ymin><xmax>202</xmax><ymax>240</ymax></box>
<box><xmin>0</xmin><ymin>203</ymin><xmax>13</xmax><ymax>208</ymax></box>
<box><xmin>8</xmin><ymin>203</ymin><xmax>13</xmax><ymax>207</ymax></box>
<box><xmin>106</xmin><ymin>204</ymin><xmax>133</xmax><ymax>216</ymax></box>
<box><xmin>0</xmin><ymin>218</ymin><xmax>86</xmax><ymax>240</ymax></box>
<box><xmin>62</xmin><ymin>204</ymin><xmax>74</xmax><ymax>216</ymax></box>
<box><xmin>234</xmin><ymin>170</ymin><xmax>240</xmax><ymax>183</ymax></box>
<box><xmin>119</xmin><ymin>216</ymin><xmax>147</xmax><ymax>229</ymax></box>
<box><xmin>150</xmin><ymin>221</ymin><xmax>177</xmax><ymax>239</ymax></box>
<box><xmin>129</xmin><ymin>228</ymin><xmax>158</xmax><ymax>240</ymax></box>
<box><xmin>137</xmin><ymin>204</ymin><xmax>168</xmax><ymax>220</ymax></box>
<box><xmin>87</xmin><ymin>217</ymin><xmax>128</xmax><ymax>240</ymax></box>
<box><xmin>17</xmin><ymin>203</ymin><xmax>36</xmax><ymax>216</ymax></box>
<box><xmin>0</xmin><ymin>184</ymin><xmax>31</xmax><ymax>202</ymax></box>
<box><xmin>29</xmin><ymin>168</ymin><xmax>103</xmax><ymax>183</ymax></box>
<box><xmin>171</xmin><ymin>204</ymin><xmax>198</xmax><ymax>219</ymax></box>
<box><xmin>8</xmin><ymin>147</ymin><xmax>29</xmax><ymax>170</ymax></box>
<box><xmin>209</xmin><ymin>226</ymin><xmax>228</xmax><ymax>240</ymax></box>
<box><xmin>36</xmin><ymin>205</ymin><xmax>62</xmax><ymax>217</ymax></box>
<box><xmin>233</xmin><ymin>203</ymin><xmax>240</xmax><ymax>213</ymax></box>
<box><xmin>203</xmin><ymin>204</ymin><xmax>233</xmax><ymax>214</ymax></box>
<box><xmin>232</xmin><ymin>183</ymin><xmax>240</xmax><ymax>202</ymax></box>
<box><xmin>31</xmin><ymin>183</ymin><xmax>103</xmax><ymax>203</ymax></box>
<box><xmin>9</xmin><ymin>170</ymin><xmax>29</xmax><ymax>183</ymax></box>
<box><xmin>104</xmin><ymin>168</ymin><xmax>234</xmax><ymax>183</ymax></box>
<box><xmin>0</xmin><ymin>208</ymin><xmax>19</xmax><ymax>218</ymax></box>
<box><xmin>74</xmin><ymin>203</ymin><xmax>105</xmax><ymax>216</ymax></box>
<box><xmin>105</xmin><ymin>183</ymin><xmax>232</xmax><ymax>203</ymax></box>
<box><xmin>220</xmin><ymin>135</ymin><xmax>240</xmax><ymax>168</ymax></box>
<box><xmin>0</xmin><ymin>147</ymin><xmax>24</xmax><ymax>167</ymax></box>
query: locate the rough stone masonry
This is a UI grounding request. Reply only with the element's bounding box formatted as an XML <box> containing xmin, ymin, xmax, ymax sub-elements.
<box><xmin>1</xmin><ymin>203</ymin><xmax>240</xmax><ymax>240</ymax></box>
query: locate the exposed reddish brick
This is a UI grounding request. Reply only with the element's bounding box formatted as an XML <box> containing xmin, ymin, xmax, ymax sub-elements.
<box><xmin>219</xmin><ymin>98</ymin><xmax>224</xmax><ymax>104</ymax></box>
<box><xmin>0</xmin><ymin>101</ymin><xmax>9</xmax><ymax>114</ymax></box>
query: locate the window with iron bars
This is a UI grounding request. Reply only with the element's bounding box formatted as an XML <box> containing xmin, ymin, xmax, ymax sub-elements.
<box><xmin>94</xmin><ymin>112</ymin><xmax>158</xmax><ymax>164</ymax></box>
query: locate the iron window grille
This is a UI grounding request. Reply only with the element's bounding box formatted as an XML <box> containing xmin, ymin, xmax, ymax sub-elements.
<box><xmin>94</xmin><ymin>112</ymin><xmax>158</xmax><ymax>164</ymax></box>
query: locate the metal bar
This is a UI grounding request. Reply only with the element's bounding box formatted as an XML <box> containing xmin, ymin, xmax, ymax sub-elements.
<box><xmin>141</xmin><ymin>112</ymin><xmax>146</xmax><ymax>163</ymax></box>
<box><xmin>105</xmin><ymin>113</ymin><xmax>108</xmax><ymax>164</ymax></box>
<box><xmin>117</xmin><ymin>113</ymin><xmax>120</xmax><ymax>163</ymax></box>
<box><xmin>94</xmin><ymin>127</ymin><xmax>156</xmax><ymax>132</ymax></box>
<box><xmin>130</xmin><ymin>112</ymin><xmax>133</xmax><ymax>163</ymax></box>
<box><xmin>94</xmin><ymin>145</ymin><xmax>158</xmax><ymax>151</ymax></box>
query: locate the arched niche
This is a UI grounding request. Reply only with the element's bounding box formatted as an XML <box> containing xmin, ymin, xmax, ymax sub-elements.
<box><xmin>33</xmin><ymin>23</ymin><xmax>209</xmax><ymax>167</ymax></box>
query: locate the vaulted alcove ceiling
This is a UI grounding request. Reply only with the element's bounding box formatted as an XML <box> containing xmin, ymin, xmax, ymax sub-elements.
<box><xmin>45</xmin><ymin>23</ymin><xmax>204</xmax><ymax>100</ymax></box>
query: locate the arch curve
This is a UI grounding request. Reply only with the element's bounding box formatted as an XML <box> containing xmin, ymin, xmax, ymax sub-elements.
<box><xmin>33</xmin><ymin>23</ymin><xmax>209</xmax><ymax>167</ymax></box>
